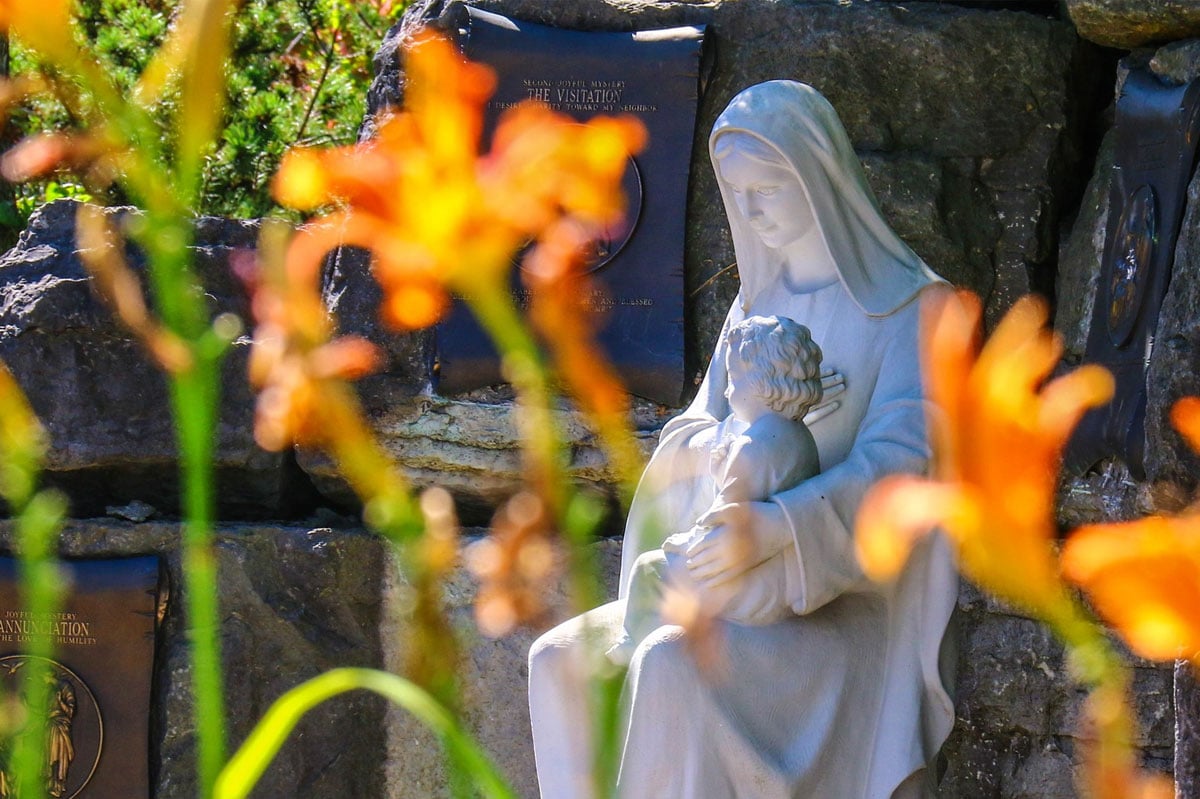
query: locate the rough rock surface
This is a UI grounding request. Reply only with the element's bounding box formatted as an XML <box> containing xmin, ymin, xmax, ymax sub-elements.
<box><xmin>939</xmin><ymin>584</ymin><xmax>1174</xmax><ymax>798</ymax></box>
<box><xmin>1146</xmin><ymin>164</ymin><xmax>1200</xmax><ymax>491</ymax></box>
<box><xmin>0</xmin><ymin>200</ymin><xmax>314</xmax><ymax>518</ymax></box>
<box><xmin>1178</xmin><ymin>662</ymin><xmax>1200</xmax><ymax>799</ymax></box>
<box><xmin>1055</xmin><ymin>130</ymin><xmax>1113</xmax><ymax>364</ymax></box>
<box><xmin>0</xmin><ymin>519</ymin><xmax>388</xmax><ymax>799</ymax></box>
<box><xmin>296</xmin><ymin>391</ymin><xmax>670</xmax><ymax>523</ymax></box>
<box><xmin>1067</xmin><ymin>0</ymin><xmax>1200</xmax><ymax>49</ymax></box>
<box><xmin>1150</xmin><ymin>38</ymin><xmax>1200</xmax><ymax>85</ymax></box>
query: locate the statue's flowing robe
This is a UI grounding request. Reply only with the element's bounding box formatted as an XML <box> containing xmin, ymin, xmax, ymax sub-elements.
<box><xmin>529</xmin><ymin>81</ymin><xmax>957</xmax><ymax>799</ymax></box>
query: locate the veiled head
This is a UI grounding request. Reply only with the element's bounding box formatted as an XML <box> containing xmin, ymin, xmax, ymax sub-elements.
<box><xmin>709</xmin><ymin>81</ymin><xmax>943</xmax><ymax>317</ymax></box>
<box><xmin>712</xmin><ymin>133</ymin><xmax>816</xmax><ymax>251</ymax></box>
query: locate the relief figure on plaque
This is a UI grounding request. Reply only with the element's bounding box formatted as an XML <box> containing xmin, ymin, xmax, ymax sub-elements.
<box><xmin>528</xmin><ymin>81</ymin><xmax>957</xmax><ymax>798</ymax></box>
<box><xmin>45</xmin><ymin>674</ymin><xmax>76</xmax><ymax>798</ymax></box>
<box><xmin>0</xmin><ymin>663</ymin><xmax>77</xmax><ymax>799</ymax></box>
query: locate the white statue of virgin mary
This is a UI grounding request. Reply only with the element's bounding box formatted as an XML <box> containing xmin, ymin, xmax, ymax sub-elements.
<box><xmin>528</xmin><ymin>81</ymin><xmax>958</xmax><ymax>799</ymax></box>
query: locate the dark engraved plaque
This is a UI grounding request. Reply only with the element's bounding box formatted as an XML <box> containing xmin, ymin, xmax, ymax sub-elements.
<box><xmin>432</xmin><ymin>4</ymin><xmax>706</xmax><ymax>406</ymax></box>
<box><xmin>1066</xmin><ymin>66</ymin><xmax>1200</xmax><ymax>479</ymax></box>
<box><xmin>0</xmin><ymin>557</ymin><xmax>165</xmax><ymax>798</ymax></box>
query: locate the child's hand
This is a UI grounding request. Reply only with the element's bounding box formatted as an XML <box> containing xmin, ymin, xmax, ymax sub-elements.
<box><xmin>684</xmin><ymin>501</ymin><xmax>791</xmax><ymax>588</ymax></box>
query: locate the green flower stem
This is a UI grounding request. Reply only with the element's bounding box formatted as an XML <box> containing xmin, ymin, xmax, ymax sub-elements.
<box><xmin>1043</xmin><ymin>596</ymin><xmax>1136</xmax><ymax>796</ymax></box>
<box><xmin>171</xmin><ymin>365</ymin><xmax>225</xmax><ymax>799</ymax></box>
<box><xmin>465</xmin><ymin>285</ymin><xmax>621</xmax><ymax>796</ymax></box>
<box><xmin>133</xmin><ymin>210</ymin><xmax>227</xmax><ymax>799</ymax></box>
<box><xmin>465</xmin><ymin>285</ymin><xmax>568</xmax><ymax>514</ymax></box>
<box><xmin>10</xmin><ymin>491</ymin><xmax>67</xmax><ymax>799</ymax></box>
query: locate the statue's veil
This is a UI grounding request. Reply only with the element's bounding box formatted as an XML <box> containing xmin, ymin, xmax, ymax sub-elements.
<box><xmin>710</xmin><ymin>81</ymin><xmax>942</xmax><ymax>317</ymax></box>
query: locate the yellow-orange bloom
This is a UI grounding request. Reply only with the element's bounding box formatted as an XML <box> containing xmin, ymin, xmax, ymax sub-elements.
<box><xmin>243</xmin><ymin>224</ymin><xmax>382</xmax><ymax>453</ymax></box>
<box><xmin>1062</xmin><ymin>398</ymin><xmax>1200</xmax><ymax>666</ymax></box>
<box><xmin>1063</xmin><ymin>513</ymin><xmax>1200</xmax><ymax>664</ymax></box>
<box><xmin>271</xmin><ymin>32</ymin><xmax>645</xmax><ymax>333</ymax></box>
<box><xmin>856</xmin><ymin>290</ymin><xmax>1114</xmax><ymax>617</ymax></box>
<box><xmin>0</xmin><ymin>0</ymin><xmax>74</xmax><ymax>60</ymax></box>
<box><xmin>466</xmin><ymin>491</ymin><xmax>557</xmax><ymax>638</ymax></box>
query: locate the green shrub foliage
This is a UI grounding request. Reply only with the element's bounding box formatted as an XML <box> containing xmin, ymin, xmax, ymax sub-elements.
<box><xmin>5</xmin><ymin>0</ymin><xmax>405</xmax><ymax>225</ymax></box>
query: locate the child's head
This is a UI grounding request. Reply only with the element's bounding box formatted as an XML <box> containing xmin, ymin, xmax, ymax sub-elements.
<box><xmin>725</xmin><ymin>315</ymin><xmax>823</xmax><ymax>421</ymax></box>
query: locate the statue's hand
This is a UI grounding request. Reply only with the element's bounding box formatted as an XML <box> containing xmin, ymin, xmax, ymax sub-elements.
<box><xmin>684</xmin><ymin>501</ymin><xmax>790</xmax><ymax>588</ymax></box>
<box><xmin>803</xmin><ymin>368</ymin><xmax>846</xmax><ymax>425</ymax></box>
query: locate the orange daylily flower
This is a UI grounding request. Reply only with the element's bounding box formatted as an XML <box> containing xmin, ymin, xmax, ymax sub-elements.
<box><xmin>243</xmin><ymin>224</ymin><xmax>382</xmax><ymax>454</ymax></box>
<box><xmin>855</xmin><ymin>290</ymin><xmax>1115</xmax><ymax>617</ymax></box>
<box><xmin>272</xmin><ymin>32</ymin><xmax>646</xmax><ymax>335</ymax></box>
<box><xmin>0</xmin><ymin>0</ymin><xmax>73</xmax><ymax>60</ymax></box>
<box><xmin>1062</xmin><ymin>398</ymin><xmax>1200</xmax><ymax>666</ymax></box>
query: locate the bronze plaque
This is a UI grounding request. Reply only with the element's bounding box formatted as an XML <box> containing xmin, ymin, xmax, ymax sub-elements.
<box><xmin>433</xmin><ymin>3</ymin><xmax>707</xmax><ymax>406</ymax></box>
<box><xmin>0</xmin><ymin>557</ymin><xmax>164</xmax><ymax>798</ymax></box>
<box><xmin>1066</xmin><ymin>66</ymin><xmax>1200</xmax><ymax>479</ymax></box>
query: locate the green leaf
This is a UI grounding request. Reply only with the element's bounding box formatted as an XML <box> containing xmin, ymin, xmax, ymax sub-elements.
<box><xmin>215</xmin><ymin>668</ymin><xmax>517</xmax><ymax>799</ymax></box>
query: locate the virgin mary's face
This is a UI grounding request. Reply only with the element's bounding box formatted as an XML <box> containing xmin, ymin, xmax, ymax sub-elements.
<box><xmin>716</xmin><ymin>142</ymin><xmax>815</xmax><ymax>250</ymax></box>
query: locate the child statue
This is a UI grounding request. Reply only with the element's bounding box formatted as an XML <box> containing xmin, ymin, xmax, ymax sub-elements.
<box><xmin>612</xmin><ymin>314</ymin><xmax>824</xmax><ymax>663</ymax></box>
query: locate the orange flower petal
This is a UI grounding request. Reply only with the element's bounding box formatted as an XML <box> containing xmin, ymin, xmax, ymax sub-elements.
<box><xmin>1</xmin><ymin>133</ymin><xmax>72</xmax><ymax>181</ymax></box>
<box><xmin>273</xmin><ymin>148</ymin><xmax>329</xmax><ymax>210</ymax></box>
<box><xmin>310</xmin><ymin>337</ymin><xmax>382</xmax><ymax>381</ymax></box>
<box><xmin>855</xmin><ymin>475</ymin><xmax>978</xmax><ymax>581</ymax></box>
<box><xmin>383</xmin><ymin>281</ymin><xmax>449</xmax><ymax>331</ymax></box>
<box><xmin>1036</xmin><ymin>365</ymin><xmax>1114</xmax><ymax>445</ymax></box>
<box><xmin>1063</xmin><ymin>516</ymin><xmax>1200</xmax><ymax>662</ymax></box>
<box><xmin>1171</xmin><ymin>396</ymin><xmax>1200</xmax><ymax>453</ymax></box>
<box><xmin>921</xmin><ymin>288</ymin><xmax>980</xmax><ymax>477</ymax></box>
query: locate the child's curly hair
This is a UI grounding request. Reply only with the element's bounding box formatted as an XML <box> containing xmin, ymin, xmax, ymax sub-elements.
<box><xmin>726</xmin><ymin>315</ymin><xmax>823</xmax><ymax>421</ymax></box>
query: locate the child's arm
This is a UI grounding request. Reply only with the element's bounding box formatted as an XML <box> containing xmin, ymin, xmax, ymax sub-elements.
<box><xmin>716</xmin><ymin>415</ymin><xmax>819</xmax><ymax>504</ymax></box>
<box><xmin>686</xmin><ymin>417</ymin><xmax>820</xmax><ymax>585</ymax></box>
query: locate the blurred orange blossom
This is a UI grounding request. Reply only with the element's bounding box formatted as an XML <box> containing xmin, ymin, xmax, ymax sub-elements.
<box><xmin>0</xmin><ymin>0</ymin><xmax>74</xmax><ymax>60</ymax></box>
<box><xmin>467</xmin><ymin>491</ymin><xmax>557</xmax><ymax>637</ymax></box>
<box><xmin>854</xmin><ymin>290</ymin><xmax>1114</xmax><ymax>618</ymax></box>
<box><xmin>1062</xmin><ymin>397</ymin><xmax>1200</xmax><ymax>666</ymax></box>
<box><xmin>272</xmin><ymin>31</ymin><xmax>646</xmax><ymax>333</ymax></box>
<box><xmin>244</xmin><ymin>225</ymin><xmax>382</xmax><ymax>454</ymax></box>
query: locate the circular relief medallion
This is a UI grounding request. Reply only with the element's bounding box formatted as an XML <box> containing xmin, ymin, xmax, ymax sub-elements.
<box><xmin>517</xmin><ymin>149</ymin><xmax>644</xmax><ymax>276</ymax></box>
<box><xmin>0</xmin><ymin>656</ymin><xmax>103</xmax><ymax>799</ymax></box>
<box><xmin>1107</xmin><ymin>184</ymin><xmax>1157</xmax><ymax>348</ymax></box>
<box><xmin>582</xmin><ymin>154</ymin><xmax>643</xmax><ymax>273</ymax></box>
